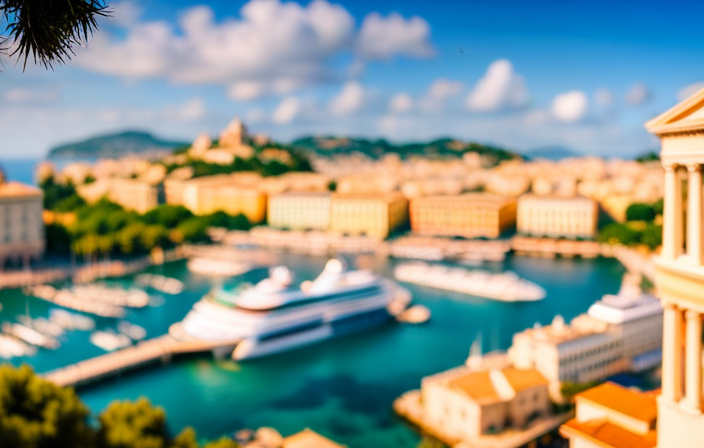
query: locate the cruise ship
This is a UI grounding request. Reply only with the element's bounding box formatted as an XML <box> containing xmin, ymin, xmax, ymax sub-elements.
<box><xmin>393</xmin><ymin>261</ymin><xmax>546</xmax><ymax>302</ymax></box>
<box><xmin>175</xmin><ymin>259</ymin><xmax>407</xmax><ymax>360</ymax></box>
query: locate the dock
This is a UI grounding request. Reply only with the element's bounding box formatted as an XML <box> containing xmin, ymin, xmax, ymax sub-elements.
<box><xmin>394</xmin><ymin>390</ymin><xmax>573</xmax><ymax>448</ymax></box>
<box><xmin>44</xmin><ymin>332</ymin><xmax>240</xmax><ymax>388</ymax></box>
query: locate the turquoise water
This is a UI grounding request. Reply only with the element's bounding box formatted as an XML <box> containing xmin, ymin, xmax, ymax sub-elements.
<box><xmin>1</xmin><ymin>253</ymin><xmax>625</xmax><ymax>446</ymax></box>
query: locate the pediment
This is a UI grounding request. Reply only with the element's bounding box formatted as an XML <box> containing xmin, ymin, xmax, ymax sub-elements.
<box><xmin>646</xmin><ymin>86</ymin><xmax>704</xmax><ymax>135</ymax></box>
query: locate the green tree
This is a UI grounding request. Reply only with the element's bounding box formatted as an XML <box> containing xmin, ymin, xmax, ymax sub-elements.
<box><xmin>97</xmin><ymin>398</ymin><xmax>170</xmax><ymax>448</ymax></box>
<box><xmin>641</xmin><ymin>224</ymin><xmax>663</xmax><ymax>250</ymax></box>
<box><xmin>1</xmin><ymin>0</ymin><xmax>109</xmax><ymax>69</ymax></box>
<box><xmin>142</xmin><ymin>205</ymin><xmax>194</xmax><ymax>229</ymax></box>
<box><xmin>116</xmin><ymin>222</ymin><xmax>148</xmax><ymax>254</ymax></box>
<box><xmin>598</xmin><ymin>223</ymin><xmax>641</xmax><ymax>246</ymax></box>
<box><xmin>45</xmin><ymin>222</ymin><xmax>72</xmax><ymax>254</ymax></box>
<box><xmin>0</xmin><ymin>364</ymin><xmax>95</xmax><ymax>448</ymax></box>
<box><xmin>202</xmin><ymin>437</ymin><xmax>239</xmax><ymax>448</ymax></box>
<box><xmin>206</xmin><ymin>211</ymin><xmax>251</xmax><ymax>230</ymax></box>
<box><xmin>625</xmin><ymin>203</ymin><xmax>656</xmax><ymax>222</ymax></box>
<box><xmin>140</xmin><ymin>224</ymin><xmax>171</xmax><ymax>251</ymax></box>
<box><xmin>652</xmin><ymin>198</ymin><xmax>664</xmax><ymax>216</ymax></box>
<box><xmin>174</xmin><ymin>217</ymin><xmax>210</xmax><ymax>243</ymax></box>
<box><xmin>54</xmin><ymin>193</ymin><xmax>86</xmax><ymax>212</ymax></box>
<box><xmin>170</xmin><ymin>428</ymin><xmax>199</xmax><ymax>448</ymax></box>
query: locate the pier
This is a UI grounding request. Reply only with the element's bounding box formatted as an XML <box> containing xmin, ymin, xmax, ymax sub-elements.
<box><xmin>44</xmin><ymin>332</ymin><xmax>240</xmax><ymax>388</ymax></box>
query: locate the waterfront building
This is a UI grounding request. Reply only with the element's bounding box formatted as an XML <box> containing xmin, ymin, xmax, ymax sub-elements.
<box><xmin>165</xmin><ymin>172</ymin><xmax>266</xmax><ymax>223</ymax></box>
<box><xmin>560</xmin><ymin>382</ymin><xmax>657</xmax><ymax>448</ymax></box>
<box><xmin>409</xmin><ymin>193</ymin><xmax>516</xmax><ymax>239</ymax></box>
<box><xmin>517</xmin><ymin>194</ymin><xmax>599</xmax><ymax>239</ymax></box>
<box><xmin>508</xmin><ymin>315</ymin><xmax>624</xmax><ymax>400</ymax></box>
<box><xmin>282</xmin><ymin>429</ymin><xmax>345</xmax><ymax>448</ymax></box>
<box><xmin>509</xmin><ymin>292</ymin><xmax>662</xmax><ymax>399</ymax></box>
<box><xmin>268</xmin><ymin>192</ymin><xmax>331</xmax><ymax>230</ymax></box>
<box><xmin>77</xmin><ymin>178</ymin><xmax>160</xmax><ymax>214</ymax></box>
<box><xmin>643</xmin><ymin>85</ymin><xmax>704</xmax><ymax>448</ymax></box>
<box><xmin>0</xmin><ymin>172</ymin><xmax>44</xmax><ymax>267</ymax></box>
<box><xmin>183</xmin><ymin>182</ymin><xmax>266</xmax><ymax>223</ymax></box>
<box><xmin>329</xmin><ymin>193</ymin><xmax>408</xmax><ymax>239</ymax></box>
<box><xmin>420</xmin><ymin>362</ymin><xmax>550</xmax><ymax>440</ymax></box>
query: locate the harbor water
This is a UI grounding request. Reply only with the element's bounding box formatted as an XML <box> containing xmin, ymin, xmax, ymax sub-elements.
<box><xmin>0</xmin><ymin>252</ymin><xmax>625</xmax><ymax>447</ymax></box>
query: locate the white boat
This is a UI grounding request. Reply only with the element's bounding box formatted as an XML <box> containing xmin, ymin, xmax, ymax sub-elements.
<box><xmin>2</xmin><ymin>323</ymin><xmax>60</xmax><ymax>349</ymax></box>
<box><xmin>17</xmin><ymin>315</ymin><xmax>65</xmax><ymax>338</ymax></box>
<box><xmin>118</xmin><ymin>321</ymin><xmax>147</xmax><ymax>341</ymax></box>
<box><xmin>32</xmin><ymin>288</ymin><xmax>126</xmax><ymax>318</ymax></box>
<box><xmin>187</xmin><ymin>258</ymin><xmax>255</xmax><ymax>277</ymax></box>
<box><xmin>396</xmin><ymin>304</ymin><xmax>431</xmax><ymax>324</ymax></box>
<box><xmin>72</xmin><ymin>284</ymin><xmax>149</xmax><ymax>308</ymax></box>
<box><xmin>135</xmin><ymin>274</ymin><xmax>185</xmax><ymax>295</ymax></box>
<box><xmin>49</xmin><ymin>309</ymin><xmax>95</xmax><ymax>331</ymax></box>
<box><xmin>393</xmin><ymin>261</ymin><xmax>546</xmax><ymax>302</ymax></box>
<box><xmin>90</xmin><ymin>330</ymin><xmax>132</xmax><ymax>351</ymax></box>
<box><xmin>177</xmin><ymin>259</ymin><xmax>406</xmax><ymax>360</ymax></box>
<box><xmin>0</xmin><ymin>334</ymin><xmax>36</xmax><ymax>358</ymax></box>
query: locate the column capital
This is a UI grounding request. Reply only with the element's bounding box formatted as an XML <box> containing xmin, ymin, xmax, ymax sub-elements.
<box><xmin>665</xmin><ymin>164</ymin><xmax>678</xmax><ymax>173</ymax></box>
<box><xmin>664</xmin><ymin>302</ymin><xmax>679</xmax><ymax>311</ymax></box>
<box><xmin>685</xmin><ymin>309</ymin><xmax>701</xmax><ymax>321</ymax></box>
<box><xmin>687</xmin><ymin>163</ymin><xmax>702</xmax><ymax>173</ymax></box>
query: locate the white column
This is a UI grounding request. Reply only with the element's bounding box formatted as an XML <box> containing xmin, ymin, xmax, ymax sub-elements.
<box><xmin>663</xmin><ymin>165</ymin><xmax>683</xmax><ymax>259</ymax></box>
<box><xmin>687</xmin><ymin>164</ymin><xmax>703</xmax><ymax>264</ymax></box>
<box><xmin>662</xmin><ymin>303</ymin><xmax>685</xmax><ymax>403</ymax></box>
<box><xmin>684</xmin><ymin>310</ymin><xmax>703</xmax><ymax>412</ymax></box>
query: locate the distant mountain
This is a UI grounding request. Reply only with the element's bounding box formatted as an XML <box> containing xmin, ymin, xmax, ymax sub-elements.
<box><xmin>291</xmin><ymin>136</ymin><xmax>521</xmax><ymax>165</ymax></box>
<box><xmin>48</xmin><ymin>131</ymin><xmax>189</xmax><ymax>159</ymax></box>
<box><xmin>524</xmin><ymin>146</ymin><xmax>581</xmax><ymax>161</ymax></box>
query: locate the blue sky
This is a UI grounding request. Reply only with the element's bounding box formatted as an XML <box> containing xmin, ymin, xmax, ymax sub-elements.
<box><xmin>1</xmin><ymin>0</ymin><xmax>704</xmax><ymax>159</ymax></box>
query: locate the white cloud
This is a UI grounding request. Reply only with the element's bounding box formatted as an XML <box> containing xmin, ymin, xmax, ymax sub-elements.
<box><xmin>76</xmin><ymin>0</ymin><xmax>434</xmax><ymax>100</ymax></box>
<box><xmin>465</xmin><ymin>59</ymin><xmax>528</xmax><ymax>112</ymax></box>
<box><xmin>272</xmin><ymin>96</ymin><xmax>301</xmax><ymax>124</ymax></box>
<box><xmin>678</xmin><ymin>82</ymin><xmax>704</xmax><ymax>102</ymax></box>
<box><xmin>162</xmin><ymin>98</ymin><xmax>205</xmax><ymax>122</ymax></box>
<box><xmin>3</xmin><ymin>88</ymin><xmax>59</xmax><ymax>103</ymax></box>
<box><xmin>329</xmin><ymin>81</ymin><xmax>366</xmax><ymax>115</ymax></box>
<box><xmin>419</xmin><ymin>78</ymin><xmax>464</xmax><ymax>113</ymax></box>
<box><xmin>594</xmin><ymin>88</ymin><xmax>614</xmax><ymax>106</ymax></box>
<box><xmin>625</xmin><ymin>82</ymin><xmax>652</xmax><ymax>106</ymax></box>
<box><xmin>389</xmin><ymin>93</ymin><xmax>413</xmax><ymax>113</ymax></box>
<box><xmin>551</xmin><ymin>91</ymin><xmax>588</xmax><ymax>123</ymax></box>
<box><xmin>109</xmin><ymin>1</ymin><xmax>143</xmax><ymax>28</ymax></box>
<box><xmin>356</xmin><ymin>12</ymin><xmax>434</xmax><ymax>60</ymax></box>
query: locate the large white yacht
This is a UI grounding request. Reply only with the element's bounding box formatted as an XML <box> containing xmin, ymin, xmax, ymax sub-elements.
<box><xmin>176</xmin><ymin>259</ymin><xmax>405</xmax><ymax>360</ymax></box>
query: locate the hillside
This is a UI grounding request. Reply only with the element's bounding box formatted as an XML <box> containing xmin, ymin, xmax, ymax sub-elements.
<box><xmin>48</xmin><ymin>131</ymin><xmax>189</xmax><ymax>159</ymax></box>
<box><xmin>291</xmin><ymin>136</ymin><xmax>521</xmax><ymax>165</ymax></box>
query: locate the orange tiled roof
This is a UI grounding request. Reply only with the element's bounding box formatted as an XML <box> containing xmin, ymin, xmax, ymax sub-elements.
<box><xmin>283</xmin><ymin>429</ymin><xmax>345</xmax><ymax>448</ymax></box>
<box><xmin>576</xmin><ymin>382</ymin><xmax>657</xmax><ymax>423</ymax></box>
<box><xmin>561</xmin><ymin>418</ymin><xmax>656</xmax><ymax>448</ymax></box>
<box><xmin>448</xmin><ymin>370</ymin><xmax>502</xmax><ymax>404</ymax></box>
<box><xmin>501</xmin><ymin>366</ymin><xmax>548</xmax><ymax>392</ymax></box>
<box><xmin>0</xmin><ymin>181</ymin><xmax>41</xmax><ymax>198</ymax></box>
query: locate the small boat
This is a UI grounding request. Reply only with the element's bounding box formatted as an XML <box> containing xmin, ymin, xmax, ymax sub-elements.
<box><xmin>187</xmin><ymin>258</ymin><xmax>254</xmax><ymax>277</ymax></box>
<box><xmin>135</xmin><ymin>274</ymin><xmax>185</xmax><ymax>295</ymax></box>
<box><xmin>117</xmin><ymin>321</ymin><xmax>147</xmax><ymax>341</ymax></box>
<box><xmin>49</xmin><ymin>309</ymin><xmax>95</xmax><ymax>331</ymax></box>
<box><xmin>396</xmin><ymin>304</ymin><xmax>431</xmax><ymax>324</ymax></box>
<box><xmin>90</xmin><ymin>330</ymin><xmax>132</xmax><ymax>351</ymax></box>
<box><xmin>0</xmin><ymin>334</ymin><xmax>36</xmax><ymax>358</ymax></box>
<box><xmin>17</xmin><ymin>316</ymin><xmax>66</xmax><ymax>338</ymax></box>
<box><xmin>2</xmin><ymin>323</ymin><xmax>60</xmax><ymax>349</ymax></box>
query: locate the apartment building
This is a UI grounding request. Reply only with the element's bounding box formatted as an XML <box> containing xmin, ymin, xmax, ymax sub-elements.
<box><xmin>517</xmin><ymin>194</ymin><xmax>598</xmax><ymax>239</ymax></box>
<box><xmin>268</xmin><ymin>192</ymin><xmax>331</xmax><ymax>231</ymax></box>
<box><xmin>330</xmin><ymin>193</ymin><xmax>408</xmax><ymax>239</ymax></box>
<box><xmin>0</xmin><ymin>177</ymin><xmax>44</xmax><ymax>267</ymax></box>
<box><xmin>410</xmin><ymin>193</ymin><xmax>516</xmax><ymax>239</ymax></box>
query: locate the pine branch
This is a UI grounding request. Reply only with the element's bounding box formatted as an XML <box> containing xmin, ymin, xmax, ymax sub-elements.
<box><xmin>0</xmin><ymin>0</ymin><xmax>110</xmax><ymax>70</ymax></box>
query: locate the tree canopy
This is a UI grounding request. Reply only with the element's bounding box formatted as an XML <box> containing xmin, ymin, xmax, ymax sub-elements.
<box><xmin>0</xmin><ymin>365</ymin><xmax>242</xmax><ymax>448</ymax></box>
<box><xmin>1</xmin><ymin>0</ymin><xmax>109</xmax><ymax>69</ymax></box>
